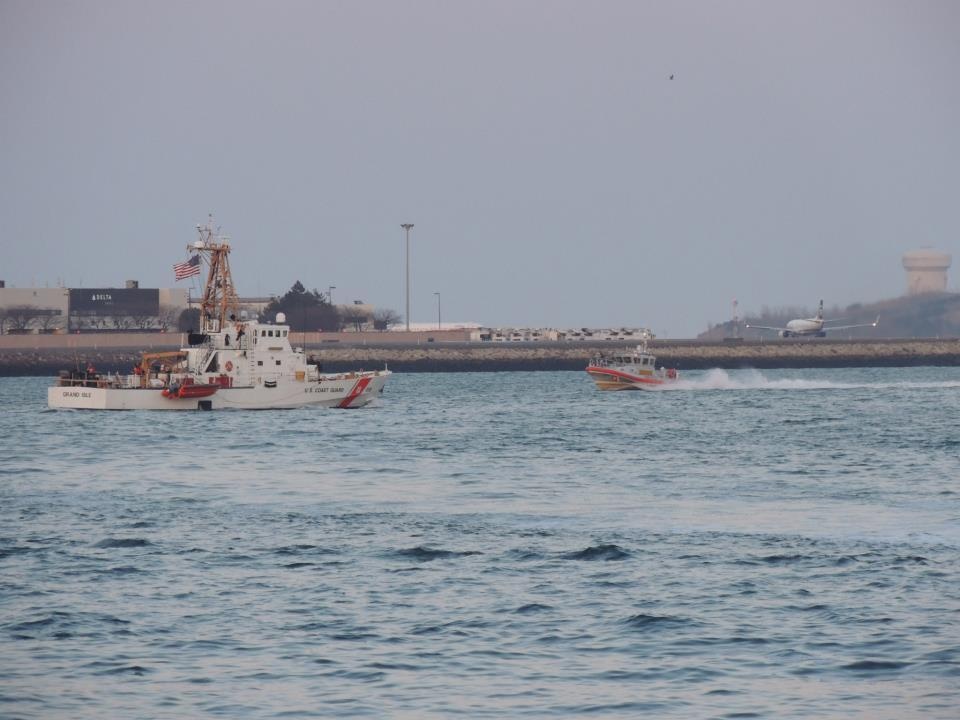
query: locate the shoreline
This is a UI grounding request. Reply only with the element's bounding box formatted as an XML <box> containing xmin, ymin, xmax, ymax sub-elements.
<box><xmin>2</xmin><ymin>336</ymin><xmax>959</xmax><ymax>376</ymax></box>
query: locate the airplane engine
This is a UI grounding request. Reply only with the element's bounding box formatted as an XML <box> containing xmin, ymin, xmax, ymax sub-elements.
<box><xmin>779</xmin><ymin>330</ymin><xmax>791</xmax><ymax>338</ymax></box>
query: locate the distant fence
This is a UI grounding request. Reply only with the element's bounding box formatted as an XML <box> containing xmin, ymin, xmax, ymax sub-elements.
<box><xmin>0</xmin><ymin>329</ymin><xmax>474</xmax><ymax>351</ymax></box>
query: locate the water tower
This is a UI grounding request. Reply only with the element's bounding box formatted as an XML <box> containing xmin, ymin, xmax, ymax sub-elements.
<box><xmin>902</xmin><ymin>249</ymin><xmax>951</xmax><ymax>295</ymax></box>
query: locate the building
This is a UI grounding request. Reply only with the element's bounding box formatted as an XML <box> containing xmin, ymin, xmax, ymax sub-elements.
<box><xmin>470</xmin><ymin>327</ymin><xmax>654</xmax><ymax>342</ymax></box>
<box><xmin>902</xmin><ymin>250</ymin><xmax>952</xmax><ymax>295</ymax></box>
<box><xmin>0</xmin><ymin>280</ymin><xmax>188</xmax><ymax>333</ymax></box>
<box><xmin>0</xmin><ymin>285</ymin><xmax>69</xmax><ymax>332</ymax></box>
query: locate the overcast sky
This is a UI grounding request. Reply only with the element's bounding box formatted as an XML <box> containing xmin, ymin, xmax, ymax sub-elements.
<box><xmin>1</xmin><ymin>0</ymin><xmax>957</xmax><ymax>336</ymax></box>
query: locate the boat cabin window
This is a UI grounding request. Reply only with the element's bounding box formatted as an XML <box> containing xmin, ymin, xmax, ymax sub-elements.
<box><xmin>276</xmin><ymin>360</ymin><xmax>281</xmax><ymax>366</ymax></box>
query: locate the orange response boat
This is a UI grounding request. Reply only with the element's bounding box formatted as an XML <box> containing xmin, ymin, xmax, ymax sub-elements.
<box><xmin>586</xmin><ymin>340</ymin><xmax>680</xmax><ymax>391</ymax></box>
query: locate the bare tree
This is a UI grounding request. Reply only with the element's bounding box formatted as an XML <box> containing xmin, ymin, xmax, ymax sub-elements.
<box><xmin>34</xmin><ymin>310</ymin><xmax>63</xmax><ymax>333</ymax></box>
<box><xmin>158</xmin><ymin>304</ymin><xmax>182</xmax><ymax>332</ymax></box>
<box><xmin>114</xmin><ymin>315</ymin><xmax>137</xmax><ymax>331</ymax></box>
<box><xmin>129</xmin><ymin>313</ymin><xmax>156</xmax><ymax>330</ymax></box>
<box><xmin>372</xmin><ymin>308</ymin><xmax>402</xmax><ymax>331</ymax></box>
<box><xmin>340</xmin><ymin>305</ymin><xmax>370</xmax><ymax>332</ymax></box>
<box><xmin>4</xmin><ymin>305</ymin><xmax>41</xmax><ymax>332</ymax></box>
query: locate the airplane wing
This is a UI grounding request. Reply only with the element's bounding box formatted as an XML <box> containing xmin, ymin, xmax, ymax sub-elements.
<box><xmin>744</xmin><ymin>323</ymin><xmax>786</xmax><ymax>332</ymax></box>
<box><xmin>821</xmin><ymin>316</ymin><xmax>879</xmax><ymax>332</ymax></box>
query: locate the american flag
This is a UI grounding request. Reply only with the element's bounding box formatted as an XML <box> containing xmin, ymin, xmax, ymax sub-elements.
<box><xmin>173</xmin><ymin>254</ymin><xmax>201</xmax><ymax>281</ymax></box>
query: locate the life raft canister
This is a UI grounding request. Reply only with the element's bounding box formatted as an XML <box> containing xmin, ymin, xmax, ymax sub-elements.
<box><xmin>225</xmin><ymin>360</ymin><xmax>234</xmax><ymax>372</ymax></box>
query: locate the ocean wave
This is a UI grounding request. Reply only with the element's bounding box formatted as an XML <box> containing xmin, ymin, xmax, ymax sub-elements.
<box><xmin>390</xmin><ymin>546</ymin><xmax>482</xmax><ymax>562</ymax></box>
<box><xmin>513</xmin><ymin>603</ymin><xmax>552</xmax><ymax>614</ymax></box>
<box><xmin>622</xmin><ymin>613</ymin><xmax>690</xmax><ymax>629</ymax></box>
<box><xmin>562</xmin><ymin>544</ymin><xmax>631</xmax><ymax>561</ymax></box>
<box><xmin>841</xmin><ymin>660</ymin><xmax>910</xmax><ymax>672</ymax></box>
<box><xmin>93</xmin><ymin>538</ymin><xmax>151</xmax><ymax>549</ymax></box>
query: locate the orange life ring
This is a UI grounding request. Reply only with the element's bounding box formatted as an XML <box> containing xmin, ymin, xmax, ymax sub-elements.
<box><xmin>225</xmin><ymin>360</ymin><xmax>234</xmax><ymax>372</ymax></box>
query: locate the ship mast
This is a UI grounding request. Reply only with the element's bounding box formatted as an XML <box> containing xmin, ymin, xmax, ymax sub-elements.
<box><xmin>193</xmin><ymin>216</ymin><xmax>240</xmax><ymax>334</ymax></box>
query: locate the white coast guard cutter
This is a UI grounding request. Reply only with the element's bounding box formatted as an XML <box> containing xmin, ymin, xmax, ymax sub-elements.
<box><xmin>48</xmin><ymin>220</ymin><xmax>390</xmax><ymax>410</ymax></box>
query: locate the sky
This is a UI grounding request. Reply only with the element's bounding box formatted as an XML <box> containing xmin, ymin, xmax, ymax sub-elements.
<box><xmin>1</xmin><ymin>0</ymin><xmax>958</xmax><ymax>337</ymax></box>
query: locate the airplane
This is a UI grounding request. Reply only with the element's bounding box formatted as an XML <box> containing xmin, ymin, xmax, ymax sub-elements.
<box><xmin>745</xmin><ymin>300</ymin><xmax>879</xmax><ymax>338</ymax></box>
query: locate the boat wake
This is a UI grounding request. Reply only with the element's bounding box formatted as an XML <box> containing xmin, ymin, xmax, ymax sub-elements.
<box><xmin>659</xmin><ymin>369</ymin><xmax>960</xmax><ymax>392</ymax></box>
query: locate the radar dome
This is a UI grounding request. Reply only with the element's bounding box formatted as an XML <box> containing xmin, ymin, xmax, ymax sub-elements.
<box><xmin>276</xmin><ymin>312</ymin><xmax>286</xmax><ymax>324</ymax></box>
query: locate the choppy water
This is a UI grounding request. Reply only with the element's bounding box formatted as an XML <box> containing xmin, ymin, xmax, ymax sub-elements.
<box><xmin>2</xmin><ymin>368</ymin><xmax>959</xmax><ymax>719</ymax></box>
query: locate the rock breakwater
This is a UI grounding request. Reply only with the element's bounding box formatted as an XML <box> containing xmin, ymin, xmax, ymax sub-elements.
<box><xmin>2</xmin><ymin>338</ymin><xmax>959</xmax><ymax>376</ymax></box>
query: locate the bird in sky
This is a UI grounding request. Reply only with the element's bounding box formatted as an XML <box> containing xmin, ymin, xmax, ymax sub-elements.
<box><xmin>669</xmin><ymin>74</ymin><xmax>674</xmax><ymax>80</ymax></box>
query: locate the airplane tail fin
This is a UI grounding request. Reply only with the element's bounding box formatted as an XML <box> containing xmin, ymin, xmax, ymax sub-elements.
<box><xmin>817</xmin><ymin>299</ymin><xmax>824</xmax><ymax>321</ymax></box>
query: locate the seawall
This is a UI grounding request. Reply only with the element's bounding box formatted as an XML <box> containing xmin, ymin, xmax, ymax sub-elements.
<box><xmin>2</xmin><ymin>334</ymin><xmax>959</xmax><ymax>376</ymax></box>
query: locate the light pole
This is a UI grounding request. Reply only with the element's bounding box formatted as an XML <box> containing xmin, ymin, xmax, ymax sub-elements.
<box><xmin>434</xmin><ymin>292</ymin><xmax>441</xmax><ymax>330</ymax></box>
<box><xmin>328</xmin><ymin>286</ymin><xmax>336</xmax><ymax>306</ymax></box>
<box><xmin>400</xmin><ymin>224</ymin><xmax>414</xmax><ymax>331</ymax></box>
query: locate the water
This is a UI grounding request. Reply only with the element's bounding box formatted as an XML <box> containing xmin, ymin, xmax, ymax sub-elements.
<box><xmin>2</xmin><ymin>368</ymin><xmax>959</xmax><ymax>718</ymax></box>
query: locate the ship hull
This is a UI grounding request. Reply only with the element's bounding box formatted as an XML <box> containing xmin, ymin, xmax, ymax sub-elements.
<box><xmin>586</xmin><ymin>366</ymin><xmax>673</xmax><ymax>391</ymax></box>
<box><xmin>48</xmin><ymin>372</ymin><xmax>389</xmax><ymax>410</ymax></box>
